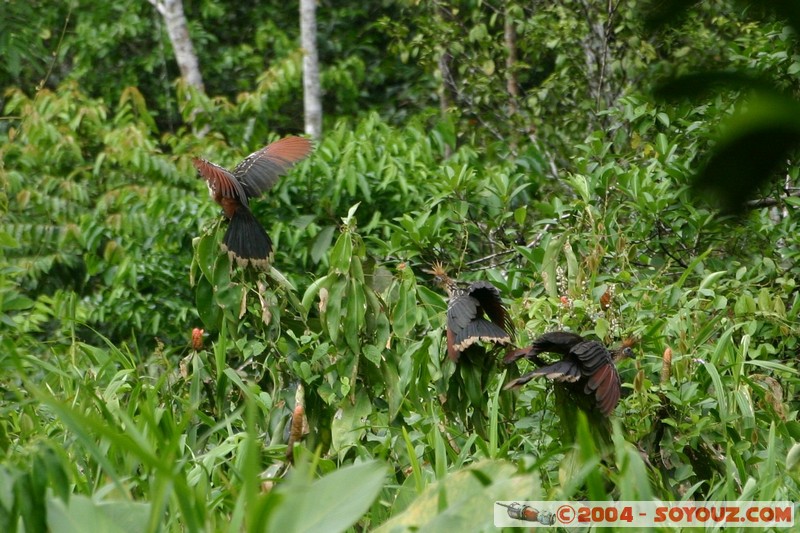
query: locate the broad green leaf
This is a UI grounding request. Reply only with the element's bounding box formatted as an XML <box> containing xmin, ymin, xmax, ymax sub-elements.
<box><xmin>375</xmin><ymin>461</ymin><xmax>538</xmax><ymax>532</ymax></box>
<box><xmin>381</xmin><ymin>359</ymin><xmax>402</xmax><ymax>420</ymax></box>
<box><xmin>392</xmin><ymin>276</ymin><xmax>418</xmax><ymax>339</ymax></box>
<box><xmin>311</xmin><ymin>225</ymin><xmax>336</xmax><ymax>264</ymax></box>
<box><xmin>325</xmin><ymin>277</ymin><xmax>347</xmax><ymax>346</ymax></box>
<box><xmin>47</xmin><ymin>495</ymin><xmax>151</xmax><ymax>533</ymax></box>
<box><xmin>363</xmin><ymin>344</ymin><xmax>383</xmax><ymax>367</ymax></box>
<box><xmin>301</xmin><ymin>274</ymin><xmax>330</xmax><ymax>314</ymax></box>
<box><xmin>0</xmin><ymin>290</ymin><xmax>34</xmax><ymax>312</ymax></box>
<box><xmin>331</xmin><ymin>391</ymin><xmax>372</xmax><ymax>455</ymax></box>
<box><xmin>195</xmin><ymin>231</ymin><xmax>219</xmax><ymax>283</ymax></box>
<box><xmin>698</xmin><ymin>270</ymin><xmax>726</xmax><ymax>291</ymax></box>
<box><xmin>329</xmin><ymin>232</ymin><xmax>353</xmax><ymax>274</ymax></box>
<box><xmin>702</xmin><ymin>361</ymin><xmax>728</xmax><ymax>422</ymax></box>
<box><xmin>0</xmin><ymin>231</ymin><xmax>19</xmax><ymax>248</ymax></box>
<box><xmin>541</xmin><ymin>234</ymin><xmax>566</xmax><ymax>298</ymax></box>
<box><xmin>268</xmin><ymin>460</ymin><xmax>386</xmax><ymax>533</ymax></box>
<box><xmin>195</xmin><ymin>277</ymin><xmax>221</xmax><ymax>330</ymax></box>
<box><xmin>564</xmin><ymin>240</ymin><xmax>579</xmax><ymax>294</ymax></box>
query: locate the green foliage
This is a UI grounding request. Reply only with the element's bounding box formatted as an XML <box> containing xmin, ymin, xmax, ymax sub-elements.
<box><xmin>1</xmin><ymin>84</ymin><xmax>199</xmax><ymax>348</ymax></box>
<box><xmin>649</xmin><ymin>0</ymin><xmax>800</xmax><ymax>211</ymax></box>
<box><xmin>1</xmin><ymin>1</ymin><xmax>799</xmax><ymax>531</ymax></box>
<box><xmin>375</xmin><ymin>460</ymin><xmax>539</xmax><ymax>532</ymax></box>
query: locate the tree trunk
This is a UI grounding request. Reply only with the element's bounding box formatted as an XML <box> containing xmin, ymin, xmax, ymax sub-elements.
<box><xmin>504</xmin><ymin>1</ymin><xmax>521</xmax><ymax>151</ymax></box>
<box><xmin>300</xmin><ymin>0</ymin><xmax>322</xmax><ymax>140</ymax></box>
<box><xmin>504</xmin><ymin>2</ymin><xmax>519</xmax><ymax>116</ymax></box>
<box><xmin>149</xmin><ymin>0</ymin><xmax>204</xmax><ymax>92</ymax></box>
<box><xmin>436</xmin><ymin>5</ymin><xmax>456</xmax><ymax>158</ymax></box>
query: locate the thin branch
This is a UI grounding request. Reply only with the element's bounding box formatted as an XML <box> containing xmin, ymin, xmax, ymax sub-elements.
<box><xmin>744</xmin><ymin>189</ymin><xmax>800</xmax><ymax>209</ymax></box>
<box><xmin>147</xmin><ymin>0</ymin><xmax>166</xmax><ymax>17</ymax></box>
<box><xmin>38</xmin><ymin>7</ymin><xmax>72</xmax><ymax>91</ymax></box>
<box><xmin>465</xmin><ymin>221</ymin><xmax>554</xmax><ymax>267</ymax></box>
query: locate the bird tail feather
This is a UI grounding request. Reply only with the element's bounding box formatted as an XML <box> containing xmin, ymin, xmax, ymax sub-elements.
<box><xmin>222</xmin><ymin>207</ymin><xmax>272</xmax><ymax>269</ymax></box>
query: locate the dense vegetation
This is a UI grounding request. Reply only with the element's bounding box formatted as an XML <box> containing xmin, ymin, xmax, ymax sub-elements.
<box><xmin>1</xmin><ymin>0</ymin><xmax>799</xmax><ymax>530</ymax></box>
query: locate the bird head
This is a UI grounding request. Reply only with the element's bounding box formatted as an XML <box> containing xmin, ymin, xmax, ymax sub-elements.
<box><xmin>614</xmin><ymin>337</ymin><xmax>637</xmax><ymax>362</ymax></box>
<box><xmin>424</xmin><ymin>261</ymin><xmax>452</xmax><ymax>288</ymax></box>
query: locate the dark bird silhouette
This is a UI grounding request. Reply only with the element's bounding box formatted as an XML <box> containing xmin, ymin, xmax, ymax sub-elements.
<box><xmin>428</xmin><ymin>262</ymin><xmax>513</xmax><ymax>361</ymax></box>
<box><xmin>503</xmin><ymin>331</ymin><xmax>631</xmax><ymax>416</ymax></box>
<box><xmin>427</xmin><ymin>262</ymin><xmax>514</xmax><ymax>437</ymax></box>
<box><xmin>193</xmin><ymin>136</ymin><xmax>313</xmax><ymax>268</ymax></box>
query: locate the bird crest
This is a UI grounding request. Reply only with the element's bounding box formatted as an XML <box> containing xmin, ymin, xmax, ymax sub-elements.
<box><xmin>424</xmin><ymin>261</ymin><xmax>454</xmax><ymax>289</ymax></box>
<box><xmin>429</xmin><ymin>261</ymin><xmax>448</xmax><ymax>278</ymax></box>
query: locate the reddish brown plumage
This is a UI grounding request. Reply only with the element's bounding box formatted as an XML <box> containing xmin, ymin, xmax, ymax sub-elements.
<box><xmin>193</xmin><ymin>136</ymin><xmax>313</xmax><ymax>268</ymax></box>
<box><xmin>504</xmin><ymin>331</ymin><xmax>629</xmax><ymax>416</ymax></box>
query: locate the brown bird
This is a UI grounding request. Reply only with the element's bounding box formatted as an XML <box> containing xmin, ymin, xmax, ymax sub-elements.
<box><xmin>193</xmin><ymin>136</ymin><xmax>313</xmax><ymax>268</ymax></box>
<box><xmin>428</xmin><ymin>263</ymin><xmax>513</xmax><ymax>361</ymax></box>
<box><xmin>503</xmin><ymin>331</ymin><xmax>630</xmax><ymax>416</ymax></box>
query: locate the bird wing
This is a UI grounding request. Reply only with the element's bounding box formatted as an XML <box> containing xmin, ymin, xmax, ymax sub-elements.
<box><xmin>452</xmin><ymin>318</ymin><xmax>511</xmax><ymax>353</ymax></box>
<box><xmin>570</xmin><ymin>341</ymin><xmax>613</xmax><ymax>374</ymax></box>
<box><xmin>234</xmin><ymin>136</ymin><xmax>313</xmax><ymax>198</ymax></box>
<box><xmin>446</xmin><ymin>289</ymin><xmax>479</xmax><ymax>331</ymax></box>
<box><xmin>193</xmin><ymin>158</ymin><xmax>249</xmax><ymax>206</ymax></box>
<box><xmin>530</xmin><ymin>331</ymin><xmax>586</xmax><ymax>356</ymax></box>
<box><xmin>503</xmin><ymin>346</ymin><xmax>532</xmax><ymax>365</ymax></box>
<box><xmin>445</xmin><ymin>290</ymin><xmax>478</xmax><ymax>360</ymax></box>
<box><xmin>445</xmin><ymin>287</ymin><xmax>511</xmax><ymax>359</ymax></box>
<box><xmin>467</xmin><ymin>281</ymin><xmax>514</xmax><ymax>337</ymax></box>
<box><xmin>570</xmin><ymin>340</ymin><xmax>621</xmax><ymax>416</ymax></box>
<box><xmin>585</xmin><ymin>363</ymin><xmax>621</xmax><ymax>416</ymax></box>
<box><xmin>503</xmin><ymin>359</ymin><xmax>582</xmax><ymax>389</ymax></box>
<box><xmin>504</xmin><ymin>331</ymin><xmax>585</xmax><ymax>365</ymax></box>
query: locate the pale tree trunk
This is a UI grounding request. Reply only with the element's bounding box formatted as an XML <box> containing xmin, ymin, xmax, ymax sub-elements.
<box><xmin>578</xmin><ymin>0</ymin><xmax>619</xmax><ymax>130</ymax></box>
<box><xmin>300</xmin><ymin>0</ymin><xmax>322</xmax><ymax>140</ymax></box>
<box><xmin>148</xmin><ymin>0</ymin><xmax>204</xmax><ymax>92</ymax></box>
<box><xmin>436</xmin><ymin>5</ymin><xmax>455</xmax><ymax>158</ymax></box>
<box><xmin>504</xmin><ymin>1</ymin><xmax>520</xmax><ymax>152</ymax></box>
<box><xmin>504</xmin><ymin>2</ymin><xmax>519</xmax><ymax>116</ymax></box>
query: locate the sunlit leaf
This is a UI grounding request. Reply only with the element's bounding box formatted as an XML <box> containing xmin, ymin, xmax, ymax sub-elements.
<box><xmin>268</xmin><ymin>460</ymin><xmax>386</xmax><ymax>533</ymax></box>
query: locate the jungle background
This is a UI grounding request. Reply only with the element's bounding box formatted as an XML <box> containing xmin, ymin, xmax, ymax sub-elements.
<box><xmin>1</xmin><ymin>0</ymin><xmax>799</xmax><ymax>531</ymax></box>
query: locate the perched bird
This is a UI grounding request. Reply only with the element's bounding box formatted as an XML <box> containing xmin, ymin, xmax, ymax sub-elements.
<box><xmin>193</xmin><ymin>136</ymin><xmax>313</xmax><ymax>268</ymax></box>
<box><xmin>428</xmin><ymin>262</ymin><xmax>513</xmax><ymax>361</ymax></box>
<box><xmin>503</xmin><ymin>331</ymin><xmax>631</xmax><ymax>416</ymax></box>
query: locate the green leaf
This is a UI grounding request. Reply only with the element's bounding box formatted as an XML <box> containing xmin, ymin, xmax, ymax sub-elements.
<box><xmin>564</xmin><ymin>240</ymin><xmax>579</xmax><ymax>294</ymax></box>
<box><xmin>702</xmin><ymin>361</ymin><xmax>728</xmax><ymax>422</ymax></box>
<box><xmin>311</xmin><ymin>225</ymin><xmax>336</xmax><ymax>264</ymax></box>
<box><xmin>513</xmin><ymin>206</ymin><xmax>527</xmax><ymax>225</ymax></box>
<box><xmin>268</xmin><ymin>460</ymin><xmax>386</xmax><ymax>533</ymax></box>
<box><xmin>381</xmin><ymin>359</ymin><xmax>402</xmax><ymax>420</ymax></box>
<box><xmin>331</xmin><ymin>391</ymin><xmax>372</xmax><ymax>455</ymax></box>
<box><xmin>0</xmin><ymin>230</ymin><xmax>19</xmax><ymax>248</ymax></box>
<box><xmin>345</xmin><ymin>279</ymin><xmax>366</xmax><ymax>354</ymax></box>
<box><xmin>541</xmin><ymin>234</ymin><xmax>566</xmax><ymax>298</ymax></box>
<box><xmin>325</xmin><ymin>277</ymin><xmax>347</xmax><ymax>345</ymax></box>
<box><xmin>0</xmin><ymin>290</ymin><xmax>34</xmax><ymax>312</ymax></box>
<box><xmin>329</xmin><ymin>232</ymin><xmax>353</xmax><ymax>274</ymax></box>
<box><xmin>363</xmin><ymin>344</ymin><xmax>383</xmax><ymax>367</ymax></box>
<box><xmin>301</xmin><ymin>274</ymin><xmax>331</xmax><ymax>315</ymax></box>
<box><xmin>698</xmin><ymin>270</ymin><xmax>726</xmax><ymax>291</ymax></box>
<box><xmin>392</xmin><ymin>275</ymin><xmax>418</xmax><ymax>339</ymax></box>
<box><xmin>195</xmin><ymin>231</ymin><xmax>220</xmax><ymax>283</ymax></box>
<box><xmin>47</xmin><ymin>495</ymin><xmax>151</xmax><ymax>533</ymax></box>
<box><xmin>196</xmin><ymin>277</ymin><xmax>222</xmax><ymax>330</ymax></box>
<box><xmin>374</xmin><ymin>460</ymin><xmax>539</xmax><ymax>532</ymax></box>
<box><xmin>786</xmin><ymin>443</ymin><xmax>800</xmax><ymax>472</ymax></box>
